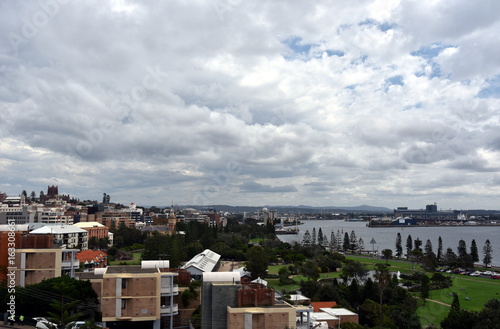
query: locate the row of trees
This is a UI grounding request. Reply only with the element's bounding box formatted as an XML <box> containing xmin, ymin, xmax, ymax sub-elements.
<box><xmin>392</xmin><ymin>233</ymin><xmax>493</xmax><ymax>269</ymax></box>
<box><xmin>302</xmin><ymin>228</ymin><xmax>366</xmax><ymax>253</ymax></box>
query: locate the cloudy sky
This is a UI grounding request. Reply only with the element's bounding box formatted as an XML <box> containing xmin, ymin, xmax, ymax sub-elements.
<box><xmin>1</xmin><ymin>0</ymin><xmax>500</xmax><ymax>210</ymax></box>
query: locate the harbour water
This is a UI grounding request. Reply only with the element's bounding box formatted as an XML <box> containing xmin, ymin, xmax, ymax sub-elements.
<box><xmin>276</xmin><ymin>220</ymin><xmax>500</xmax><ymax>267</ymax></box>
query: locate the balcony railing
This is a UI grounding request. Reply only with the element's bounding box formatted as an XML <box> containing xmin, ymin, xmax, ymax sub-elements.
<box><xmin>160</xmin><ymin>284</ymin><xmax>179</xmax><ymax>295</ymax></box>
<box><xmin>160</xmin><ymin>304</ymin><xmax>178</xmax><ymax>315</ymax></box>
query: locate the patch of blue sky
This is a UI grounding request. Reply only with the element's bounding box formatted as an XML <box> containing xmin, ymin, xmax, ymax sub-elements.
<box><xmin>414</xmin><ymin>62</ymin><xmax>442</xmax><ymax>79</ymax></box>
<box><xmin>358</xmin><ymin>19</ymin><xmax>396</xmax><ymax>32</ymax></box>
<box><xmin>411</xmin><ymin>43</ymin><xmax>456</xmax><ymax>60</ymax></box>
<box><xmin>386</xmin><ymin>75</ymin><xmax>404</xmax><ymax>86</ymax></box>
<box><xmin>403</xmin><ymin>102</ymin><xmax>423</xmax><ymax>111</ymax></box>
<box><xmin>477</xmin><ymin>75</ymin><xmax>500</xmax><ymax>98</ymax></box>
<box><xmin>325</xmin><ymin>50</ymin><xmax>345</xmax><ymax>57</ymax></box>
<box><xmin>282</xmin><ymin>36</ymin><xmax>318</xmax><ymax>61</ymax></box>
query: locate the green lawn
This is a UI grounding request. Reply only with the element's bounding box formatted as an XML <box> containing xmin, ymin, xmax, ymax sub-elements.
<box><xmin>426</xmin><ymin>275</ymin><xmax>500</xmax><ymax>312</ymax></box>
<box><xmin>417</xmin><ymin>299</ymin><xmax>450</xmax><ymax>328</ymax></box>
<box><xmin>109</xmin><ymin>251</ymin><xmax>142</xmax><ymax>265</ymax></box>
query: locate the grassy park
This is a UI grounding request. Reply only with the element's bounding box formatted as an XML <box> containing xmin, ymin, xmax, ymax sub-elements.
<box><xmin>264</xmin><ymin>254</ymin><xmax>500</xmax><ymax>328</ymax></box>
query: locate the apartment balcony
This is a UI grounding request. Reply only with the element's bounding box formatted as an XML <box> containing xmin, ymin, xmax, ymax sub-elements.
<box><xmin>160</xmin><ymin>304</ymin><xmax>178</xmax><ymax>316</ymax></box>
<box><xmin>160</xmin><ymin>284</ymin><xmax>179</xmax><ymax>295</ymax></box>
<box><xmin>61</xmin><ymin>260</ymin><xmax>79</xmax><ymax>268</ymax></box>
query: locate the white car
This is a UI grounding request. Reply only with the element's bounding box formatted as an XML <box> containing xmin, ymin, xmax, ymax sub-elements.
<box><xmin>66</xmin><ymin>321</ymin><xmax>86</xmax><ymax>329</ymax></box>
<box><xmin>33</xmin><ymin>317</ymin><xmax>59</xmax><ymax>329</ymax></box>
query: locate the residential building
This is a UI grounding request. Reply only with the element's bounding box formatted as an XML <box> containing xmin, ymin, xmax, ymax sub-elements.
<box><xmin>29</xmin><ymin>224</ymin><xmax>89</xmax><ymax>250</ymax></box>
<box><xmin>0</xmin><ymin>196</ymin><xmax>36</xmax><ymax>224</ymax></box>
<box><xmin>77</xmin><ymin>260</ymin><xmax>179</xmax><ymax>329</ymax></box>
<box><xmin>74</xmin><ymin>221</ymin><xmax>110</xmax><ymax>242</ymax></box>
<box><xmin>14</xmin><ymin>246</ymin><xmax>79</xmax><ymax>287</ymax></box>
<box><xmin>181</xmin><ymin>249</ymin><xmax>221</xmax><ymax>279</ymax></box>
<box><xmin>94</xmin><ymin>210</ymin><xmax>136</xmax><ymax>229</ymax></box>
<box><xmin>76</xmin><ymin>249</ymin><xmax>108</xmax><ymax>271</ymax></box>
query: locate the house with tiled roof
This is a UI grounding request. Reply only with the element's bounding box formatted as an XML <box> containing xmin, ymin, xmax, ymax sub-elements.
<box><xmin>76</xmin><ymin>249</ymin><xmax>108</xmax><ymax>271</ymax></box>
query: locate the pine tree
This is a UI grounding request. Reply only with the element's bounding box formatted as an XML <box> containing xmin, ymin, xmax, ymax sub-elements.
<box><xmin>330</xmin><ymin>231</ymin><xmax>336</xmax><ymax>251</ymax></box>
<box><xmin>406</xmin><ymin>235</ymin><xmax>413</xmax><ymax>259</ymax></box>
<box><xmin>483</xmin><ymin>239</ymin><xmax>493</xmax><ymax>267</ymax></box>
<box><xmin>437</xmin><ymin>236</ymin><xmax>443</xmax><ymax>261</ymax></box>
<box><xmin>425</xmin><ymin>239</ymin><xmax>433</xmax><ymax>256</ymax></box>
<box><xmin>358</xmin><ymin>237</ymin><xmax>365</xmax><ymax>253</ymax></box>
<box><xmin>343</xmin><ymin>232</ymin><xmax>350</xmax><ymax>252</ymax></box>
<box><xmin>470</xmin><ymin>239</ymin><xmax>479</xmax><ymax>263</ymax></box>
<box><xmin>317</xmin><ymin>227</ymin><xmax>323</xmax><ymax>246</ymax></box>
<box><xmin>349</xmin><ymin>230</ymin><xmax>358</xmax><ymax>253</ymax></box>
<box><xmin>336</xmin><ymin>230</ymin><xmax>342</xmax><ymax>251</ymax></box>
<box><xmin>312</xmin><ymin>227</ymin><xmax>317</xmax><ymax>245</ymax></box>
<box><xmin>395</xmin><ymin>232</ymin><xmax>403</xmax><ymax>258</ymax></box>
<box><xmin>302</xmin><ymin>230</ymin><xmax>312</xmax><ymax>246</ymax></box>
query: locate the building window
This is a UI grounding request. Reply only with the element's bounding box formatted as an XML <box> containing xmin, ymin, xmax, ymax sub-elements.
<box><xmin>121</xmin><ymin>299</ymin><xmax>126</xmax><ymax>309</ymax></box>
<box><xmin>121</xmin><ymin>278</ymin><xmax>127</xmax><ymax>289</ymax></box>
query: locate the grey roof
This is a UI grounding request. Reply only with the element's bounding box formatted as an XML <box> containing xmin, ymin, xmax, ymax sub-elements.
<box><xmin>181</xmin><ymin>249</ymin><xmax>221</xmax><ymax>273</ymax></box>
<box><xmin>30</xmin><ymin>225</ymin><xmax>87</xmax><ymax>234</ymax></box>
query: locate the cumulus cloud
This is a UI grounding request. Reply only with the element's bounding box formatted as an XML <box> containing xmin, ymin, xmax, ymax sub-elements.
<box><xmin>1</xmin><ymin>0</ymin><xmax>500</xmax><ymax>209</ymax></box>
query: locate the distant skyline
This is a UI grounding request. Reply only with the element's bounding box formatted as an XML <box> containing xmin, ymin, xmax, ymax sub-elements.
<box><xmin>1</xmin><ymin>1</ymin><xmax>500</xmax><ymax>210</ymax></box>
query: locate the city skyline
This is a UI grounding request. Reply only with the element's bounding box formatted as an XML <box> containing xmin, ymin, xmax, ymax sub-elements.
<box><xmin>1</xmin><ymin>1</ymin><xmax>500</xmax><ymax>210</ymax></box>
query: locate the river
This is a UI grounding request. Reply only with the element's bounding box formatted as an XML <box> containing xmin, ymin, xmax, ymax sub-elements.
<box><xmin>276</xmin><ymin>220</ymin><xmax>500</xmax><ymax>267</ymax></box>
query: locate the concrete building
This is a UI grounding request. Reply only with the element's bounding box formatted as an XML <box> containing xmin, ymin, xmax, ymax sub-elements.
<box><xmin>182</xmin><ymin>249</ymin><xmax>221</xmax><ymax>279</ymax></box>
<box><xmin>78</xmin><ymin>260</ymin><xmax>178</xmax><ymax>329</ymax></box>
<box><xmin>319</xmin><ymin>307</ymin><xmax>359</xmax><ymax>326</ymax></box>
<box><xmin>201</xmin><ymin>272</ymin><xmax>241</xmax><ymax>329</ymax></box>
<box><xmin>29</xmin><ymin>224</ymin><xmax>89</xmax><ymax>250</ymax></box>
<box><xmin>14</xmin><ymin>247</ymin><xmax>78</xmax><ymax>286</ymax></box>
<box><xmin>0</xmin><ymin>196</ymin><xmax>36</xmax><ymax>224</ymax></box>
<box><xmin>74</xmin><ymin>221</ymin><xmax>111</xmax><ymax>245</ymax></box>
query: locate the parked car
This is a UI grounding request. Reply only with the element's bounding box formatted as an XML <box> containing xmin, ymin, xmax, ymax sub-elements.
<box><xmin>33</xmin><ymin>317</ymin><xmax>59</xmax><ymax>329</ymax></box>
<box><xmin>491</xmin><ymin>275</ymin><xmax>500</xmax><ymax>280</ymax></box>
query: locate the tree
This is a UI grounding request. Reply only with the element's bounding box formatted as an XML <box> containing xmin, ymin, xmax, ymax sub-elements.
<box><xmin>374</xmin><ymin>263</ymin><xmax>391</xmax><ymax>329</ymax></box>
<box><xmin>11</xmin><ymin>275</ymin><xmax>98</xmax><ymax>321</ymax></box>
<box><xmin>300</xmin><ymin>259</ymin><xmax>320</xmax><ymax>281</ymax></box>
<box><xmin>437</xmin><ymin>236</ymin><xmax>443</xmax><ymax>262</ymax></box>
<box><xmin>341</xmin><ymin>261</ymin><xmax>368</xmax><ymax>284</ymax></box>
<box><xmin>483</xmin><ymin>239</ymin><xmax>493</xmax><ymax>267</ymax></box>
<box><xmin>474</xmin><ymin>298</ymin><xmax>500</xmax><ymax>329</ymax></box>
<box><xmin>406</xmin><ymin>235</ymin><xmax>413</xmax><ymax>259</ymax></box>
<box><xmin>457</xmin><ymin>239</ymin><xmax>473</xmax><ymax>268</ymax></box>
<box><xmin>30</xmin><ymin>191</ymin><xmax>36</xmax><ymax>202</ymax></box>
<box><xmin>312</xmin><ymin>227</ymin><xmax>317</xmax><ymax>245</ymax></box>
<box><xmin>414</xmin><ymin>238</ymin><xmax>423</xmax><ymax>252</ymax></box>
<box><xmin>343</xmin><ymin>232</ymin><xmax>350</xmax><ymax>252</ymax></box>
<box><xmin>457</xmin><ymin>239</ymin><xmax>467</xmax><ymax>259</ymax></box>
<box><xmin>302</xmin><ymin>230</ymin><xmax>312</xmax><ymax>246</ymax></box>
<box><xmin>278</xmin><ymin>266</ymin><xmax>293</xmax><ymax>285</ymax></box>
<box><xmin>88</xmin><ymin>237</ymin><xmax>99</xmax><ymax>250</ymax></box>
<box><xmin>441</xmin><ymin>293</ymin><xmax>479</xmax><ymax>329</ymax></box>
<box><xmin>470</xmin><ymin>239</ymin><xmax>479</xmax><ymax>263</ymax></box>
<box><xmin>349</xmin><ymin>230</ymin><xmax>358</xmax><ymax>253</ymax></box>
<box><xmin>381</xmin><ymin>249</ymin><xmax>392</xmax><ymax>264</ymax></box>
<box><xmin>317</xmin><ymin>227</ymin><xmax>323</xmax><ymax>246</ymax></box>
<box><xmin>443</xmin><ymin>247</ymin><xmax>458</xmax><ymax>268</ymax></box>
<box><xmin>329</xmin><ymin>231</ymin><xmax>336</xmax><ymax>251</ymax></box>
<box><xmin>335</xmin><ymin>230</ymin><xmax>343</xmax><ymax>251</ymax></box>
<box><xmin>245</xmin><ymin>246</ymin><xmax>269</xmax><ymax>280</ymax></box>
<box><xmin>357</xmin><ymin>237</ymin><xmax>365</xmax><ymax>253</ymax></box>
<box><xmin>424</xmin><ymin>239</ymin><xmax>433</xmax><ymax>256</ymax></box>
<box><xmin>395</xmin><ymin>233</ymin><xmax>403</xmax><ymax>258</ymax></box>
